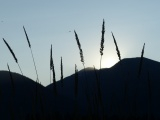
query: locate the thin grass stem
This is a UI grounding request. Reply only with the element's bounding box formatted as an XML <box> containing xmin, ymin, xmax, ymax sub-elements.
<box><xmin>23</xmin><ymin>26</ymin><xmax>39</xmax><ymax>81</ymax></box>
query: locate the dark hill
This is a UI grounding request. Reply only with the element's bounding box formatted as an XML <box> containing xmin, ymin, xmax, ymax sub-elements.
<box><xmin>0</xmin><ymin>71</ymin><xmax>73</xmax><ymax>120</ymax></box>
<box><xmin>46</xmin><ymin>57</ymin><xmax>160</xmax><ymax>119</ymax></box>
<box><xmin>0</xmin><ymin>57</ymin><xmax>160</xmax><ymax>119</ymax></box>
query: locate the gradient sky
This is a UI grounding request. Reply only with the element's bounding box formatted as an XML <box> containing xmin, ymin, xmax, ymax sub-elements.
<box><xmin>0</xmin><ymin>1</ymin><xmax>160</xmax><ymax>86</ymax></box>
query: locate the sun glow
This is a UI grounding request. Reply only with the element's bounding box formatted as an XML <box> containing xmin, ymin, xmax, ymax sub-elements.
<box><xmin>102</xmin><ymin>57</ymin><xmax>118</xmax><ymax>68</ymax></box>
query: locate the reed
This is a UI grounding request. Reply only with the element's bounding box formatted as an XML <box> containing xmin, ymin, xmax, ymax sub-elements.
<box><xmin>100</xmin><ymin>19</ymin><xmax>105</xmax><ymax>69</ymax></box>
<box><xmin>50</xmin><ymin>44</ymin><xmax>53</xmax><ymax>84</ymax></box>
<box><xmin>111</xmin><ymin>32</ymin><xmax>121</xmax><ymax>61</ymax></box>
<box><xmin>74</xmin><ymin>30</ymin><xmax>89</xmax><ymax>89</ymax></box>
<box><xmin>23</xmin><ymin>26</ymin><xmax>39</xmax><ymax>82</ymax></box>
<box><xmin>3</xmin><ymin>38</ymin><xmax>23</xmax><ymax>75</ymax></box>
<box><xmin>50</xmin><ymin>44</ymin><xmax>57</xmax><ymax>96</ymax></box>
<box><xmin>74</xmin><ymin>31</ymin><xmax>93</xmax><ymax>118</ymax></box>
<box><xmin>60</xmin><ymin>57</ymin><xmax>63</xmax><ymax>88</ymax></box>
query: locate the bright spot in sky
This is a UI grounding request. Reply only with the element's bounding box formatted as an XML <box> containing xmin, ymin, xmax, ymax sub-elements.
<box><xmin>103</xmin><ymin>57</ymin><xmax>118</xmax><ymax>68</ymax></box>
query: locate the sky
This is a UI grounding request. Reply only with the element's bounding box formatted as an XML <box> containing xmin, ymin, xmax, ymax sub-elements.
<box><xmin>0</xmin><ymin>0</ymin><xmax>160</xmax><ymax>86</ymax></box>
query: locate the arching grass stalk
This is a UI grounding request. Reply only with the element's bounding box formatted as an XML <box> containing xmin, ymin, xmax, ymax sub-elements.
<box><xmin>100</xmin><ymin>19</ymin><xmax>105</xmax><ymax>69</ymax></box>
<box><xmin>60</xmin><ymin>57</ymin><xmax>63</xmax><ymax>88</ymax></box>
<box><xmin>3</xmin><ymin>38</ymin><xmax>23</xmax><ymax>75</ymax></box>
<box><xmin>111</xmin><ymin>32</ymin><xmax>121</xmax><ymax>61</ymax></box>
<box><xmin>50</xmin><ymin>44</ymin><xmax>57</xmax><ymax>96</ymax></box>
<box><xmin>74</xmin><ymin>30</ymin><xmax>92</xmax><ymax>116</ymax></box>
<box><xmin>74</xmin><ymin>30</ymin><xmax>88</xmax><ymax>87</ymax></box>
<box><xmin>23</xmin><ymin>26</ymin><xmax>39</xmax><ymax>82</ymax></box>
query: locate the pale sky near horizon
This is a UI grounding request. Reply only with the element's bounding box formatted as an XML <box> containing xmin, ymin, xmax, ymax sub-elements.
<box><xmin>0</xmin><ymin>0</ymin><xmax>160</xmax><ymax>86</ymax></box>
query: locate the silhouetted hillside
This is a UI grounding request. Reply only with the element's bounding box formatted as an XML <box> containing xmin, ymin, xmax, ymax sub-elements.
<box><xmin>1</xmin><ymin>57</ymin><xmax>160</xmax><ymax>119</ymax></box>
<box><xmin>47</xmin><ymin>57</ymin><xmax>160</xmax><ymax>119</ymax></box>
<box><xmin>0</xmin><ymin>71</ymin><xmax>73</xmax><ymax>120</ymax></box>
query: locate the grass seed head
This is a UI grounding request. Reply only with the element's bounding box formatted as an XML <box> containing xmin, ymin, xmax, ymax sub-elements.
<box><xmin>74</xmin><ymin>30</ymin><xmax>84</xmax><ymax>64</ymax></box>
<box><xmin>100</xmin><ymin>19</ymin><xmax>105</xmax><ymax>56</ymax></box>
<box><xmin>111</xmin><ymin>32</ymin><xmax>121</xmax><ymax>61</ymax></box>
<box><xmin>3</xmin><ymin>38</ymin><xmax>18</xmax><ymax>63</ymax></box>
<box><xmin>23</xmin><ymin>26</ymin><xmax>31</xmax><ymax>48</ymax></box>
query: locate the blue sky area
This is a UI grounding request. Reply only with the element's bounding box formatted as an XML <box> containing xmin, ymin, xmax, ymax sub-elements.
<box><xmin>0</xmin><ymin>0</ymin><xmax>160</xmax><ymax>86</ymax></box>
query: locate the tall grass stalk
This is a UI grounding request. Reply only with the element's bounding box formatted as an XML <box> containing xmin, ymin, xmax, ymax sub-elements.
<box><xmin>138</xmin><ymin>43</ymin><xmax>145</xmax><ymax>78</ymax></box>
<box><xmin>50</xmin><ymin>45</ymin><xmax>53</xmax><ymax>84</ymax></box>
<box><xmin>74</xmin><ymin>30</ymin><xmax>89</xmax><ymax>87</ymax></box>
<box><xmin>100</xmin><ymin>19</ymin><xmax>105</xmax><ymax>69</ymax></box>
<box><xmin>23</xmin><ymin>26</ymin><xmax>39</xmax><ymax>82</ymax></box>
<box><xmin>111</xmin><ymin>32</ymin><xmax>121</xmax><ymax>61</ymax></box>
<box><xmin>60</xmin><ymin>57</ymin><xmax>63</xmax><ymax>88</ymax></box>
<box><xmin>7</xmin><ymin>63</ymin><xmax>15</xmax><ymax>96</ymax></box>
<box><xmin>50</xmin><ymin>44</ymin><xmax>57</xmax><ymax>96</ymax></box>
<box><xmin>74</xmin><ymin>30</ymin><xmax>93</xmax><ymax>117</ymax></box>
<box><xmin>133</xmin><ymin>43</ymin><xmax>145</xmax><ymax>118</ymax></box>
<box><xmin>3</xmin><ymin>38</ymin><xmax>23</xmax><ymax>75</ymax></box>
